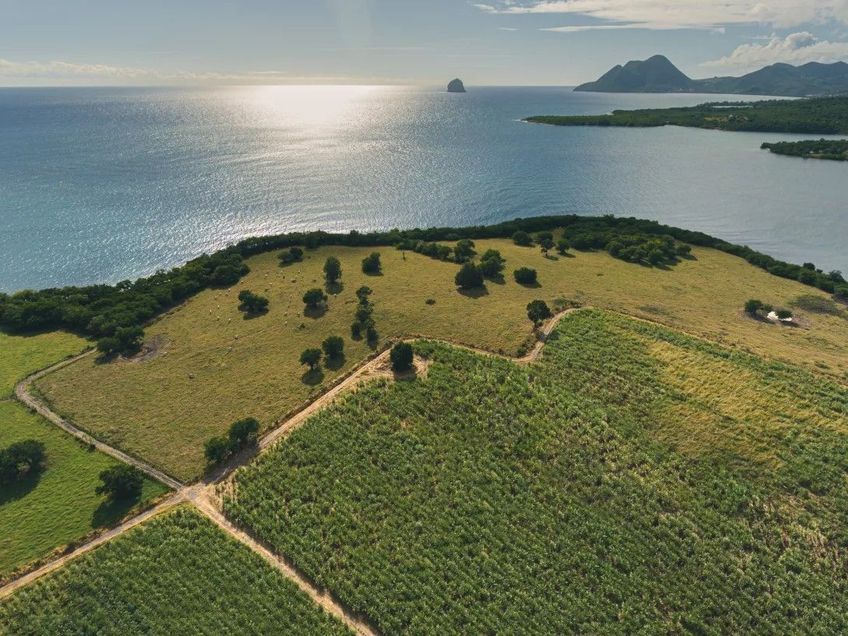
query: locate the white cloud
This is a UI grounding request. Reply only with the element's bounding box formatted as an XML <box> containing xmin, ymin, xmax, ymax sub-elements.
<box><xmin>475</xmin><ymin>0</ymin><xmax>848</xmax><ymax>30</ymax></box>
<box><xmin>702</xmin><ymin>31</ymin><xmax>848</xmax><ymax>72</ymax></box>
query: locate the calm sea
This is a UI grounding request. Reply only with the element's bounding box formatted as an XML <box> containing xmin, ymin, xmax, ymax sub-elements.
<box><xmin>1</xmin><ymin>85</ymin><xmax>845</xmax><ymax>292</ymax></box>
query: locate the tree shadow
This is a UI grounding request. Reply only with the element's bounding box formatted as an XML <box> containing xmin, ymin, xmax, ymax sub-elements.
<box><xmin>301</xmin><ymin>368</ymin><xmax>325</xmax><ymax>386</ymax></box>
<box><xmin>458</xmin><ymin>286</ymin><xmax>489</xmax><ymax>298</ymax></box>
<box><xmin>92</xmin><ymin>495</ymin><xmax>140</xmax><ymax>528</ymax></box>
<box><xmin>392</xmin><ymin>367</ymin><xmax>419</xmax><ymax>382</ymax></box>
<box><xmin>94</xmin><ymin>352</ymin><xmax>119</xmax><ymax>365</ymax></box>
<box><xmin>325</xmin><ymin>354</ymin><xmax>346</xmax><ymax>371</ymax></box>
<box><xmin>484</xmin><ymin>274</ymin><xmax>506</xmax><ymax>285</ymax></box>
<box><xmin>325</xmin><ymin>281</ymin><xmax>344</xmax><ymax>295</ymax></box>
<box><xmin>240</xmin><ymin>308</ymin><xmax>269</xmax><ymax>320</ymax></box>
<box><xmin>516</xmin><ymin>281</ymin><xmax>541</xmax><ymax>289</ymax></box>
<box><xmin>363</xmin><ymin>270</ymin><xmax>384</xmax><ymax>277</ymax></box>
<box><xmin>304</xmin><ymin>305</ymin><xmax>327</xmax><ymax>319</ymax></box>
<box><xmin>0</xmin><ymin>469</ymin><xmax>43</xmax><ymax>506</ymax></box>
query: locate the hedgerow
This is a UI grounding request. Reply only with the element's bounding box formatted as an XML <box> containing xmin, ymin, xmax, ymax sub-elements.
<box><xmin>224</xmin><ymin>311</ymin><xmax>848</xmax><ymax>634</ymax></box>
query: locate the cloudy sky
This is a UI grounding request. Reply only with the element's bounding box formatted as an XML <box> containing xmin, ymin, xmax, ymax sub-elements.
<box><xmin>2</xmin><ymin>0</ymin><xmax>848</xmax><ymax>86</ymax></box>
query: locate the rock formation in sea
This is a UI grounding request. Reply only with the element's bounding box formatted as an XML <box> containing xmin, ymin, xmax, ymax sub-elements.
<box><xmin>447</xmin><ymin>78</ymin><xmax>466</xmax><ymax>93</ymax></box>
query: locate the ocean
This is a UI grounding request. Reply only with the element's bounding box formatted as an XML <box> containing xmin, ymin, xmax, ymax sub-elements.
<box><xmin>1</xmin><ymin>85</ymin><xmax>845</xmax><ymax>292</ymax></box>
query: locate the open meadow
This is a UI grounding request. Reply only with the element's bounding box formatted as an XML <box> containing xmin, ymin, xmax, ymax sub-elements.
<box><xmin>0</xmin><ymin>332</ymin><xmax>165</xmax><ymax>579</ymax></box>
<box><xmin>0</xmin><ymin>507</ymin><xmax>351</xmax><ymax>635</ymax></box>
<box><xmin>223</xmin><ymin>310</ymin><xmax>848</xmax><ymax>634</ymax></box>
<box><xmin>34</xmin><ymin>240</ymin><xmax>848</xmax><ymax>480</ymax></box>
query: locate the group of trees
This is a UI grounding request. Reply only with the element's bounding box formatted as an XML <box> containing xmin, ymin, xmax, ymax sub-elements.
<box><xmin>351</xmin><ymin>286</ymin><xmax>378</xmax><ymax>342</ymax></box>
<box><xmin>237</xmin><ymin>290</ymin><xmax>269</xmax><ymax>315</ymax></box>
<box><xmin>0</xmin><ymin>440</ymin><xmax>45</xmax><ymax>486</ymax></box>
<box><xmin>279</xmin><ymin>246</ymin><xmax>304</xmax><ymax>266</ymax></box>
<box><xmin>204</xmin><ymin>417</ymin><xmax>261</xmax><ymax>465</ymax></box>
<box><xmin>299</xmin><ymin>335</ymin><xmax>346</xmax><ymax>372</ymax></box>
<box><xmin>761</xmin><ymin>139</ymin><xmax>848</xmax><ymax>161</ymax></box>
<box><xmin>514</xmin><ymin>267</ymin><xmax>538</xmax><ymax>286</ymax></box>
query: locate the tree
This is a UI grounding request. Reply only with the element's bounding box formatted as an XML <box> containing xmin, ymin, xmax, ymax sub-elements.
<box><xmin>322</xmin><ymin>335</ymin><xmax>345</xmax><ymax>359</ymax></box>
<box><xmin>776</xmin><ymin>308</ymin><xmax>794</xmax><ymax>320</ymax></box>
<box><xmin>362</xmin><ymin>252</ymin><xmax>382</xmax><ymax>274</ymax></box>
<box><xmin>238</xmin><ymin>290</ymin><xmax>269</xmax><ymax>315</ymax></box>
<box><xmin>390</xmin><ymin>342</ymin><xmax>414</xmax><ymax>372</ymax></box>
<box><xmin>539</xmin><ymin>238</ymin><xmax>555</xmax><ymax>255</ymax></box>
<box><xmin>323</xmin><ymin>257</ymin><xmax>342</xmax><ymax>284</ymax></box>
<box><xmin>556</xmin><ymin>239</ymin><xmax>570</xmax><ymax>255</ymax></box>
<box><xmin>479</xmin><ymin>249</ymin><xmax>505</xmax><ymax>278</ymax></box>
<box><xmin>526</xmin><ymin>300</ymin><xmax>552</xmax><ymax>326</ymax></box>
<box><xmin>95</xmin><ymin>465</ymin><xmax>143</xmax><ymax>500</ymax></box>
<box><xmin>514</xmin><ymin>267</ymin><xmax>538</xmax><ymax>285</ymax></box>
<box><xmin>744</xmin><ymin>299</ymin><xmax>763</xmax><ymax>315</ymax></box>
<box><xmin>302</xmin><ymin>288</ymin><xmax>328</xmax><ymax>309</ymax></box>
<box><xmin>96</xmin><ymin>336</ymin><xmax>121</xmax><ymax>357</ymax></box>
<box><xmin>115</xmin><ymin>326</ymin><xmax>144</xmax><ymax>354</ymax></box>
<box><xmin>300</xmin><ymin>348</ymin><xmax>322</xmax><ymax>370</ymax></box>
<box><xmin>0</xmin><ymin>440</ymin><xmax>46</xmax><ymax>485</ymax></box>
<box><xmin>455</xmin><ymin>263</ymin><xmax>484</xmax><ymax>290</ymax></box>
<box><xmin>453</xmin><ymin>239</ymin><xmax>476</xmax><ymax>263</ymax></box>
<box><xmin>204</xmin><ymin>436</ymin><xmax>232</xmax><ymax>464</ymax></box>
<box><xmin>355</xmin><ymin>286</ymin><xmax>373</xmax><ymax>304</ymax></box>
<box><xmin>229</xmin><ymin>417</ymin><xmax>260</xmax><ymax>447</ymax></box>
<box><xmin>512</xmin><ymin>231</ymin><xmax>533</xmax><ymax>247</ymax></box>
<box><xmin>279</xmin><ymin>246</ymin><xmax>304</xmax><ymax>265</ymax></box>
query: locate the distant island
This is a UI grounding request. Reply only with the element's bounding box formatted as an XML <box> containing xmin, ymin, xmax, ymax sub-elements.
<box><xmin>525</xmin><ymin>96</ymin><xmax>848</xmax><ymax>135</ymax></box>
<box><xmin>447</xmin><ymin>78</ymin><xmax>466</xmax><ymax>93</ymax></box>
<box><xmin>761</xmin><ymin>139</ymin><xmax>848</xmax><ymax>161</ymax></box>
<box><xmin>575</xmin><ymin>54</ymin><xmax>848</xmax><ymax>98</ymax></box>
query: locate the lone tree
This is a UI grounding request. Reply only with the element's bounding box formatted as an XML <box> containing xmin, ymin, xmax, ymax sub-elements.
<box><xmin>238</xmin><ymin>290</ymin><xmax>269</xmax><ymax>315</ymax></box>
<box><xmin>324</xmin><ymin>257</ymin><xmax>342</xmax><ymax>284</ymax></box>
<box><xmin>453</xmin><ymin>239</ymin><xmax>476</xmax><ymax>263</ymax></box>
<box><xmin>229</xmin><ymin>417</ymin><xmax>260</xmax><ymax>447</ymax></box>
<box><xmin>527</xmin><ymin>300</ymin><xmax>552</xmax><ymax>326</ymax></box>
<box><xmin>96</xmin><ymin>465</ymin><xmax>143</xmax><ymax>501</ymax></box>
<box><xmin>204</xmin><ymin>435</ymin><xmax>232</xmax><ymax>464</ymax></box>
<box><xmin>455</xmin><ymin>262</ymin><xmax>484</xmax><ymax>290</ymax></box>
<box><xmin>300</xmin><ymin>348</ymin><xmax>322</xmax><ymax>370</ymax></box>
<box><xmin>302</xmin><ymin>288</ymin><xmax>328</xmax><ymax>309</ymax></box>
<box><xmin>744</xmin><ymin>299</ymin><xmax>764</xmax><ymax>315</ymax></box>
<box><xmin>512</xmin><ymin>231</ymin><xmax>533</xmax><ymax>247</ymax></box>
<box><xmin>479</xmin><ymin>249</ymin><xmax>505</xmax><ymax>278</ymax></box>
<box><xmin>390</xmin><ymin>342</ymin><xmax>414</xmax><ymax>372</ymax></box>
<box><xmin>539</xmin><ymin>237</ymin><xmax>555</xmax><ymax>255</ymax></box>
<box><xmin>362</xmin><ymin>252</ymin><xmax>382</xmax><ymax>274</ymax></box>
<box><xmin>322</xmin><ymin>335</ymin><xmax>345</xmax><ymax>359</ymax></box>
<box><xmin>514</xmin><ymin>267</ymin><xmax>538</xmax><ymax>286</ymax></box>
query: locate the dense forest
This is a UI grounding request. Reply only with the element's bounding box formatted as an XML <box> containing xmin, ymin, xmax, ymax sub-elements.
<box><xmin>526</xmin><ymin>96</ymin><xmax>848</xmax><ymax>134</ymax></box>
<box><xmin>761</xmin><ymin>139</ymin><xmax>848</xmax><ymax>160</ymax></box>
<box><xmin>1</xmin><ymin>215</ymin><xmax>845</xmax><ymax>349</ymax></box>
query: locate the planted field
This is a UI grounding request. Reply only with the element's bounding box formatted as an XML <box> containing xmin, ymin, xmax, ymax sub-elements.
<box><xmin>0</xmin><ymin>401</ymin><xmax>166</xmax><ymax>579</ymax></box>
<box><xmin>0</xmin><ymin>331</ymin><xmax>85</xmax><ymax>397</ymax></box>
<box><xmin>37</xmin><ymin>241</ymin><xmax>848</xmax><ymax>480</ymax></box>
<box><xmin>0</xmin><ymin>507</ymin><xmax>351</xmax><ymax>635</ymax></box>
<box><xmin>224</xmin><ymin>311</ymin><xmax>848</xmax><ymax>634</ymax></box>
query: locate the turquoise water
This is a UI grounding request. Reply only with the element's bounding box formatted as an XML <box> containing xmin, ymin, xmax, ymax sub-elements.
<box><xmin>1</xmin><ymin>85</ymin><xmax>845</xmax><ymax>291</ymax></box>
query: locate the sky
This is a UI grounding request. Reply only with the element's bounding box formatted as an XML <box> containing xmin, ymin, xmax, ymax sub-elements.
<box><xmin>1</xmin><ymin>0</ymin><xmax>848</xmax><ymax>86</ymax></box>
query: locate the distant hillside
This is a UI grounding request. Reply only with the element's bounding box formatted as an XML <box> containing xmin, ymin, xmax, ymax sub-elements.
<box><xmin>575</xmin><ymin>56</ymin><xmax>848</xmax><ymax>97</ymax></box>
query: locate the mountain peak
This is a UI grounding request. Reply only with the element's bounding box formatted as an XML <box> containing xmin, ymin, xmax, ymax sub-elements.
<box><xmin>575</xmin><ymin>55</ymin><xmax>691</xmax><ymax>93</ymax></box>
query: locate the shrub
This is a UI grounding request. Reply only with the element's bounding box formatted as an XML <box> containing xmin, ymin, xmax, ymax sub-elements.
<box><xmin>279</xmin><ymin>246</ymin><xmax>304</xmax><ymax>265</ymax></box>
<box><xmin>512</xmin><ymin>231</ymin><xmax>533</xmax><ymax>247</ymax></box>
<box><xmin>556</xmin><ymin>239</ymin><xmax>570</xmax><ymax>255</ymax></box>
<box><xmin>479</xmin><ymin>250</ymin><xmax>505</xmax><ymax>278</ymax></box>
<box><xmin>355</xmin><ymin>286</ymin><xmax>373</xmax><ymax>304</ymax></box>
<box><xmin>95</xmin><ymin>465</ymin><xmax>143</xmax><ymax>501</ymax></box>
<box><xmin>526</xmin><ymin>300</ymin><xmax>552</xmax><ymax>326</ymax></box>
<box><xmin>514</xmin><ymin>267</ymin><xmax>538</xmax><ymax>285</ymax></box>
<box><xmin>323</xmin><ymin>257</ymin><xmax>342</xmax><ymax>284</ymax></box>
<box><xmin>302</xmin><ymin>288</ymin><xmax>327</xmax><ymax>309</ymax></box>
<box><xmin>455</xmin><ymin>263</ymin><xmax>484</xmax><ymax>290</ymax></box>
<box><xmin>322</xmin><ymin>335</ymin><xmax>345</xmax><ymax>359</ymax></box>
<box><xmin>744</xmin><ymin>299</ymin><xmax>763</xmax><ymax>315</ymax></box>
<box><xmin>453</xmin><ymin>239</ymin><xmax>476</xmax><ymax>263</ymax></box>
<box><xmin>362</xmin><ymin>252</ymin><xmax>382</xmax><ymax>274</ymax></box>
<box><xmin>535</xmin><ymin>231</ymin><xmax>554</xmax><ymax>243</ymax></box>
<box><xmin>350</xmin><ymin>322</ymin><xmax>362</xmax><ymax>339</ymax></box>
<box><xmin>238</xmin><ymin>290</ymin><xmax>269</xmax><ymax>315</ymax></box>
<box><xmin>390</xmin><ymin>342</ymin><xmax>414</xmax><ymax>372</ymax></box>
<box><xmin>365</xmin><ymin>325</ymin><xmax>379</xmax><ymax>343</ymax></box>
<box><xmin>299</xmin><ymin>348</ymin><xmax>322</xmax><ymax>370</ymax></box>
<box><xmin>776</xmin><ymin>308</ymin><xmax>793</xmax><ymax>320</ymax></box>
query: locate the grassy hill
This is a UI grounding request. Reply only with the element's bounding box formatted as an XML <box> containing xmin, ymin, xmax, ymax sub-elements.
<box><xmin>527</xmin><ymin>96</ymin><xmax>848</xmax><ymax>135</ymax></box>
<box><xmin>223</xmin><ymin>312</ymin><xmax>848</xmax><ymax>633</ymax></box>
<box><xmin>34</xmin><ymin>240</ymin><xmax>848</xmax><ymax>481</ymax></box>
<box><xmin>0</xmin><ymin>507</ymin><xmax>350</xmax><ymax>634</ymax></box>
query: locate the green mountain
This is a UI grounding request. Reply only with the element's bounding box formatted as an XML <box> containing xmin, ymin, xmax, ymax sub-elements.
<box><xmin>575</xmin><ymin>56</ymin><xmax>848</xmax><ymax>97</ymax></box>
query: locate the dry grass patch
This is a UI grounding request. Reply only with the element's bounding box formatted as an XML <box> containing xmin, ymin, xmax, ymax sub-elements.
<box><xmin>37</xmin><ymin>240</ymin><xmax>848</xmax><ymax>480</ymax></box>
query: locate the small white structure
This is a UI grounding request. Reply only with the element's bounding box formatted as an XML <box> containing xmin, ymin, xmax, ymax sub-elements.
<box><xmin>766</xmin><ymin>311</ymin><xmax>794</xmax><ymax>324</ymax></box>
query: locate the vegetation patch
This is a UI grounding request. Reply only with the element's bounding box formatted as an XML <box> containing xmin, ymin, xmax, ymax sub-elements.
<box><xmin>762</xmin><ymin>139</ymin><xmax>848</xmax><ymax>161</ymax></box>
<box><xmin>0</xmin><ymin>507</ymin><xmax>351</xmax><ymax>635</ymax></box>
<box><xmin>224</xmin><ymin>311</ymin><xmax>848</xmax><ymax>633</ymax></box>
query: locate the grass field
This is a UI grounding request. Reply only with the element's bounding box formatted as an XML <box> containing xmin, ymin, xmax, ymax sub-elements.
<box><xmin>36</xmin><ymin>240</ymin><xmax>848</xmax><ymax>480</ymax></box>
<box><xmin>223</xmin><ymin>310</ymin><xmax>848</xmax><ymax>634</ymax></box>
<box><xmin>0</xmin><ymin>331</ymin><xmax>85</xmax><ymax>397</ymax></box>
<box><xmin>0</xmin><ymin>331</ymin><xmax>164</xmax><ymax>579</ymax></box>
<box><xmin>0</xmin><ymin>507</ymin><xmax>351</xmax><ymax>635</ymax></box>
